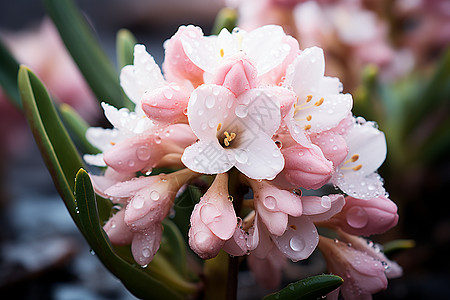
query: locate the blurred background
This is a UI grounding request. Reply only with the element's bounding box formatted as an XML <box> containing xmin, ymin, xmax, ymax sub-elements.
<box><xmin>0</xmin><ymin>0</ymin><xmax>449</xmax><ymax>299</ymax></box>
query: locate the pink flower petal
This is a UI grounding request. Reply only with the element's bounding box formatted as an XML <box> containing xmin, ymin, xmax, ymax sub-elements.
<box><xmin>131</xmin><ymin>224</ymin><xmax>162</xmax><ymax>266</ymax></box>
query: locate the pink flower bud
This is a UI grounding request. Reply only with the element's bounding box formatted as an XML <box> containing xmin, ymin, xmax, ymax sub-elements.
<box><xmin>330</xmin><ymin>195</ymin><xmax>399</xmax><ymax>236</ymax></box>
<box><xmin>141</xmin><ymin>83</ymin><xmax>190</xmax><ymax>124</ymax></box>
<box><xmin>250</xmin><ymin>179</ymin><xmax>302</xmax><ymax>236</ymax></box>
<box><xmin>212</xmin><ymin>55</ymin><xmax>258</xmax><ymax>96</ymax></box>
<box><xmin>281</xmin><ymin>144</ymin><xmax>333</xmax><ymax>190</ymax></box>
<box><xmin>310</xmin><ymin>131</ymin><xmax>348</xmax><ymax>167</ymax></box>
<box><xmin>103</xmin><ymin>209</ymin><xmax>133</xmax><ymax>245</ymax></box>
<box><xmin>131</xmin><ymin>224</ymin><xmax>162</xmax><ymax>266</ymax></box>
<box><xmin>162</xmin><ymin>25</ymin><xmax>204</xmax><ymax>87</ymax></box>
<box><xmin>188</xmin><ymin>174</ymin><xmax>237</xmax><ymax>259</ymax></box>
<box><xmin>319</xmin><ymin>236</ymin><xmax>388</xmax><ymax>300</ymax></box>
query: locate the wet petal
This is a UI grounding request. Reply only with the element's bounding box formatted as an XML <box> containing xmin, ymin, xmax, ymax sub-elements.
<box><xmin>182</xmin><ymin>140</ymin><xmax>235</xmax><ymax>175</ymax></box>
<box><xmin>272</xmin><ymin>216</ymin><xmax>319</xmax><ymax>262</ymax></box>
<box><xmin>131</xmin><ymin>224</ymin><xmax>162</xmax><ymax>266</ymax></box>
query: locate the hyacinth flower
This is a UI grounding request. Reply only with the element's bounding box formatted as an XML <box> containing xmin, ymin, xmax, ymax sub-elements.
<box><xmin>15</xmin><ymin>2</ymin><xmax>403</xmax><ymax>297</ymax></box>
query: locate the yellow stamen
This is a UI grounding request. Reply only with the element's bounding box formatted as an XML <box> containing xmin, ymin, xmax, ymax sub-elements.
<box><xmin>351</xmin><ymin>154</ymin><xmax>359</xmax><ymax>162</ymax></box>
<box><xmin>220</xmin><ymin>48</ymin><xmax>225</xmax><ymax>57</ymax></box>
<box><xmin>217</xmin><ymin>123</ymin><xmax>222</xmax><ymax>132</ymax></box>
<box><xmin>304</xmin><ymin>124</ymin><xmax>311</xmax><ymax>130</ymax></box>
<box><xmin>306</xmin><ymin>95</ymin><xmax>313</xmax><ymax>102</ymax></box>
<box><xmin>352</xmin><ymin>164</ymin><xmax>362</xmax><ymax>171</ymax></box>
<box><xmin>224</xmin><ymin>138</ymin><xmax>230</xmax><ymax>147</ymax></box>
<box><xmin>223</xmin><ymin>131</ymin><xmax>237</xmax><ymax>147</ymax></box>
<box><xmin>306</xmin><ymin>115</ymin><xmax>312</xmax><ymax>121</ymax></box>
<box><xmin>290</xmin><ymin>225</ymin><xmax>297</xmax><ymax>230</ymax></box>
<box><xmin>110</xmin><ymin>141</ymin><xmax>116</xmax><ymax>146</ymax></box>
<box><xmin>314</xmin><ymin>97</ymin><xmax>324</xmax><ymax>106</ymax></box>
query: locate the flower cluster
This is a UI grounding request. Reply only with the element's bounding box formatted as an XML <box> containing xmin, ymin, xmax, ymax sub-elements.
<box><xmin>85</xmin><ymin>25</ymin><xmax>401</xmax><ymax>299</ymax></box>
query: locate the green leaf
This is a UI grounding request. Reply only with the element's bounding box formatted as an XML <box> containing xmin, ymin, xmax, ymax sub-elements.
<box><xmin>59</xmin><ymin>103</ymin><xmax>101</xmax><ymax>155</ymax></box>
<box><xmin>160</xmin><ymin>219</ymin><xmax>189</xmax><ymax>278</ymax></box>
<box><xmin>116</xmin><ymin>28</ymin><xmax>137</xmax><ymax>69</ymax></box>
<box><xmin>75</xmin><ymin>169</ymin><xmax>189</xmax><ymax>300</ymax></box>
<box><xmin>263</xmin><ymin>275</ymin><xmax>343</xmax><ymax>300</ymax></box>
<box><xmin>18</xmin><ymin>65</ymin><xmax>83</xmax><ymax>228</ymax></box>
<box><xmin>383</xmin><ymin>239</ymin><xmax>415</xmax><ymax>256</ymax></box>
<box><xmin>211</xmin><ymin>7</ymin><xmax>238</xmax><ymax>35</ymax></box>
<box><xmin>44</xmin><ymin>0</ymin><xmax>133</xmax><ymax>109</ymax></box>
<box><xmin>0</xmin><ymin>38</ymin><xmax>21</xmax><ymax>108</ymax></box>
<box><xmin>172</xmin><ymin>185</ymin><xmax>202</xmax><ymax>239</ymax></box>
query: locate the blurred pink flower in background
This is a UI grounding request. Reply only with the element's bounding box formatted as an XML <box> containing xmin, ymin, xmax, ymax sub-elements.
<box><xmin>0</xmin><ymin>18</ymin><xmax>99</xmax><ymax>155</ymax></box>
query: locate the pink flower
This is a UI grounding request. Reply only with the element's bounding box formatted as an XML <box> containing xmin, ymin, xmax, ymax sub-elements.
<box><xmin>329</xmin><ymin>195</ymin><xmax>399</xmax><ymax>236</ymax></box>
<box><xmin>319</xmin><ymin>236</ymin><xmax>389</xmax><ymax>300</ymax></box>
<box><xmin>102</xmin><ymin>169</ymin><xmax>198</xmax><ymax>265</ymax></box>
<box><xmin>188</xmin><ymin>173</ymin><xmax>237</xmax><ymax>259</ymax></box>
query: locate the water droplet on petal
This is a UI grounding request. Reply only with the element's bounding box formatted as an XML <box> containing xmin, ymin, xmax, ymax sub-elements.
<box><xmin>110</xmin><ymin>220</ymin><xmax>116</xmax><ymax>229</ymax></box>
<box><xmin>205</xmin><ymin>95</ymin><xmax>215</xmax><ymax>108</ymax></box>
<box><xmin>235</xmin><ymin>105</ymin><xmax>248</xmax><ymax>118</ymax></box>
<box><xmin>289</xmin><ymin>236</ymin><xmax>305</xmax><ymax>252</ymax></box>
<box><xmin>163</xmin><ymin>88</ymin><xmax>173</xmax><ymax>100</ymax></box>
<box><xmin>155</xmin><ymin>136</ymin><xmax>162</xmax><ymax>144</ymax></box>
<box><xmin>321</xmin><ymin>196</ymin><xmax>331</xmax><ymax>209</ymax></box>
<box><xmin>346</xmin><ymin>206</ymin><xmax>369</xmax><ymax>228</ymax></box>
<box><xmin>263</xmin><ymin>196</ymin><xmax>277</xmax><ymax>210</ymax></box>
<box><xmin>208</xmin><ymin>117</ymin><xmax>217</xmax><ymax>128</ymax></box>
<box><xmin>136</xmin><ymin>146</ymin><xmax>151</xmax><ymax>161</ymax></box>
<box><xmin>150</xmin><ymin>191</ymin><xmax>160</xmax><ymax>201</ymax></box>
<box><xmin>235</xmin><ymin>150</ymin><xmax>248</xmax><ymax>163</ymax></box>
<box><xmin>132</xmin><ymin>196</ymin><xmax>145</xmax><ymax>209</ymax></box>
<box><xmin>212</xmin><ymin>87</ymin><xmax>220</xmax><ymax>96</ymax></box>
<box><xmin>141</xmin><ymin>264</ymin><xmax>148</xmax><ymax>268</ymax></box>
<box><xmin>142</xmin><ymin>248</ymin><xmax>151</xmax><ymax>258</ymax></box>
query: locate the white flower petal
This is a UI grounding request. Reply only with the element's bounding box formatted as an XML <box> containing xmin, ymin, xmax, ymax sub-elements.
<box><xmin>272</xmin><ymin>216</ymin><xmax>319</xmax><ymax>262</ymax></box>
<box><xmin>319</xmin><ymin>76</ymin><xmax>343</xmax><ymax>94</ymax></box>
<box><xmin>284</xmin><ymin>47</ymin><xmax>325</xmax><ymax>98</ymax></box>
<box><xmin>234</xmin><ymin>131</ymin><xmax>284</xmax><ymax>180</ymax></box>
<box><xmin>237</xmin><ymin>88</ymin><xmax>281</xmax><ymax>136</ymax></box>
<box><xmin>102</xmin><ymin>102</ymin><xmax>154</xmax><ymax>135</ymax></box>
<box><xmin>333</xmin><ymin>171</ymin><xmax>385</xmax><ymax>200</ymax></box>
<box><xmin>243</xmin><ymin>25</ymin><xmax>290</xmax><ymax>75</ymax></box>
<box><xmin>120</xmin><ymin>44</ymin><xmax>165</xmax><ymax>104</ymax></box>
<box><xmin>182</xmin><ymin>140</ymin><xmax>235</xmax><ymax>175</ymax></box>
<box><xmin>83</xmin><ymin>153</ymin><xmax>106</xmax><ymax>167</ymax></box>
<box><xmin>343</xmin><ymin>122</ymin><xmax>387</xmax><ymax>175</ymax></box>
<box><xmin>188</xmin><ymin>84</ymin><xmax>236</xmax><ymax>140</ymax></box>
<box><xmin>293</xmin><ymin>93</ymin><xmax>353</xmax><ymax>133</ymax></box>
<box><xmin>85</xmin><ymin>126</ymin><xmax>120</xmax><ymax>152</ymax></box>
<box><xmin>181</xmin><ymin>32</ymin><xmax>220</xmax><ymax>74</ymax></box>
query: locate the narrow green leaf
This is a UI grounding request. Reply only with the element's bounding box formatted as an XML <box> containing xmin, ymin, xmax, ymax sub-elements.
<box><xmin>18</xmin><ymin>65</ymin><xmax>83</xmax><ymax>227</ymax></box>
<box><xmin>160</xmin><ymin>219</ymin><xmax>189</xmax><ymax>278</ymax></box>
<box><xmin>263</xmin><ymin>275</ymin><xmax>343</xmax><ymax>300</ymax></box>
<box><xmin>59</xmin><ymin>103</ymin><xmax>101</xmax><ymax>155</ymax></box>
<box><xmin>383</xmin><ymin>239</ymin><xmax>415</xmax><ymax>256</ymax></box>
<box><xmin>44</xmin><ymin>0</ymin><xmax>133</xmax><ymax>109</ymax></box>
<box><xmin>211</xmin><ymin>7</ymin><xmax>238</xmax><ymax>35</ymax></box>
<box><xmin>172</xmin><ymin>185</ymin><xmax>202</xmax><ymax>239</ymax></box>
<box><xmin>117</xmin><ymin>29</ymin><xmax>137</xmax><ymax>69</ymax></box>
<box><xmin>75</xmin><ymin>169</ymin><xmax>192</xmax><ymax>300</ymax></box>
<box><xmin>0</xmin><ymin>38</ymin><xmax>21</xmax><ymax>108</ymax></box>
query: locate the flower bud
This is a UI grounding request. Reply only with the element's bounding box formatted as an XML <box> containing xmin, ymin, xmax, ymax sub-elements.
<box><xmin>141</xmin><ymin>83</ymin><xmax>190</xmax><ymax>124</ymax></box>
<box><xmin>331</xmin><ymin>195</ymin><xmax>399</xmax><ymax>236</ymax></box>
<box><xmin>162</xmin><ymin>25</ymin><xmax>204</xmax><ymax>87</ymax></box>
<box><xmin>103</xmin><ymin>209</ymin><xmax>133</xmax><ymax>245</ymax></box>
<box><xmin>310</xmin><ymin>131</ymin><xmax>348</xmax><ymax>167</ymax></box>
<box><xmin>281</xmin><ymin>144</ymin><xmax>333</xmax><ymax>189</ymax></box>
<box><xmin>212</xmin><ymin>55</ymin><xmax>258</xmax><ymax>96</ymax></box>
<box><xmin>188</xmin><ymin>174</ymin><xmax>237</xmax><ymax>259</ymax></box>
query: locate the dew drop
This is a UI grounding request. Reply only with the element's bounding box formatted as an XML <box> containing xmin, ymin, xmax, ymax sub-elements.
<box><xmin>273</xmin><ymin>149</ymin><xmax>280</xmax><ymax>157</ymax></box>
<box><xmin>346</xmin><ymin>206</ymin><xmax>369</xmax><ymax>228</ymax></box>
<box><xmin>90</xmin><ymin>249</ymin><xmax>95</xmax><ymax>255</ymax></box>
<box><xmin>155</xmin><ymin>136</ymin><xmax>162</xmax><ymax>144</ymax></box>
<box><xmin>208</xmin><ymin>117</ymin><xmax>217</xmax><ymax>128</ymax></box>
<box><xmin>141</xmin><ymin>264</ymin><xmax>148</xmax><ymax>269</ymax></box>
<box><xmin>275</xmin><ymin>140</ymin><xmax>283</xmax><ymax>149</ymax></box>
<box><xmin>110</xmin><ymin>220</ymin><xmax>116</xmax><ymax>229</ymax></box>
<box><xmin>332</xmin><ymin>145</ymin><xmax>338</xmax><ymax>151</ymax></box>
<box><xmin>289</xmin><ymin>236</ymin><xmax>305</xmax><ymax>252</ymax></box>
<box><xmin>212</xmin><ymin>86</ymin><xmax>221</xmax><ymax>96</ymax></box>
<box><xmin>150</xmin><ymin>191</ymin><xmax>160</xmax><ymax>201</ymax></box>
<box><xmin>263</xmin><ymin>196</ymin><xmax>277</xmax><ymax>210</ymax></box>
<box><xmin>163</xmin><ymin>88</ymin><xmax>173</xmax><ymax>100</ymax></box>
<box><xmin>201</xmin><ymin>123</ymin><xmax>207</xmax><ymax>130</ymax></box>
<box><xmin>128</xmin><ymin>160</ymin><xmax>135</xmax><ymax>167</ymax></box>
<box><xmin>205</xmin><ymin>95</ymin><xmax>215</xmax><ymax>108</ymax></box>
<box><xmin>198</xmin><ymin>109</ymin><xmax>204</xmax><ymax>116</ymax></box>
<box><xmin>235</xmin><ymin>150</ymin><xmax>249</xmax><ymax>163</ymax></box>
<box><xmin>321</xmin><ymin>196</ymin><xmax>332</xmax><ymax>209</ymax></box>
<box><xmin>235</xmin><ymin>105</ymin><xmax>248</xmax><ymax>118</ymax></box>
<box><xmin>136</xmin><ymin>146</ymin><xmax>151</xmax><ymax>161</ymax></box>
<box><xmin>132</xmin><ymin>196</ymin><xmax>145</xmax><ymax>209</ymax></box>
<box><xmin>142</xmin><ymin>248</ymin><xmax>151</xmax><ymax>258</ymax></box>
